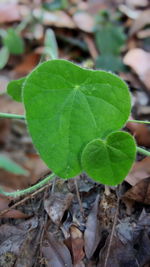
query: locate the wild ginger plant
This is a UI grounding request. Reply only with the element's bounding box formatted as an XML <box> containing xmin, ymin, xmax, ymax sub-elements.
<box><xmin>0</xmin><ymin>59</ymin><xmax>150</xmax><ymax>197</ymax></box>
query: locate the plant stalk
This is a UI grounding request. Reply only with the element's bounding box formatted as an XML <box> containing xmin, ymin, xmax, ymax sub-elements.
<box><xmin>0</xmin><ymin>112</ymin><xmax>25</xmax><ymax>120</ymax></box>
<box><xmin>128</xmin><ymin>119</ymin><xmax>150</xmax><ymax>124</ymax></box>
<box><xmin>136</xmin><ymin>147</ymin><xmax>150</xmax><ymax>157</ymax></box>
<box><xmin>0</xmin><ymin>173</ymin><xmax>56</xmax><ymax>197</ymax></box>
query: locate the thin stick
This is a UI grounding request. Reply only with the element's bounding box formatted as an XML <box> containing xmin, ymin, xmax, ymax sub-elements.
<box><xmin>74</xmin><ymin>178</ymin><xmax>84</xmax><ymax>218</ymax></box>
<box><xmin>136</xmin><ymin>146</ymin><xmax>150</xmax><ymax>157</ymax></box>
<box><xmin>0</xmin><ymin>173</ymin><xmax>56</xmax><ymax>197</ymax></box>
<box><xmin>0</xmin><ymin>182</ymin><xmax>52</xmax><ymax>217</ymax></box>
<box><xmin>0</xmin><ymin>112</ymin><xmax>25</xmax><ymax>120</ymax></box>
<box><xmin>104</xmin><ymin>189</ymin><xmax>120</xmax><ymax>267</ymax></box>
<box><xmin>128</xmin><ymin>119</ymin><xmax>150</xmax><ymax>124</ymax></box>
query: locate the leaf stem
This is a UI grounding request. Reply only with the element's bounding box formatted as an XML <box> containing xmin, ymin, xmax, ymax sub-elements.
<box><xmin>128</xmin><ymin>119</ymin><xmax>150</xmax><ymax>124</ymax></box>
<box><xmin>0</xmin><ymin>112</ymin><xmax>25</xmax><ymax>120</ymax></box>
<box><xmin>136</xmin><ymin>147</ymin><xmax>150</xmax><ymax>157</ymax></box>
<box><xmin>0</xmin><ymin>173</ymin><xmax>56</xmax><ymax>197</ymax></box>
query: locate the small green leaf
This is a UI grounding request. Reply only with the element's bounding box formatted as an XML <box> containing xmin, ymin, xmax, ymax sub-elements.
<box><xmin>0</xmin><ymin>155</ymin><xmax>28</xmax><ymax>175</ymax></box>
<box><xmin>43</xmin><ymin>0</ymin><xmax>68</xmax><ymax>10</ymax></box>
<box><xmin>96</xmin><ymin>54</ymin><xmax>125</xmax><ymax>72</ymax></box>
<box><xmin>7</xmin><ymin>77</ymin><xmax>25</xmax><ymax>102</ymax></box>
<box><xmin>81</xmin><ymin>131</ymin><xmax>136</xmax><ymax>186</ymax></box>
<box><xmin>44</xmin><ymin>29</ymin><xmax>58</xmax><ymax>60</ymax></box>
<box><xmin>3</xmin><ymin>28</ymin><xmax>24</xmax><ymax>55</ymax></box>
<box><xmin>95</xmin><ymin>24</ymin><xmax>125</xmax><ymax>55</ymax></box>
<box><xmin>0</xmin><ymin>46</ymin><xmax>9</xmax><ymax>69</ymax></box>
<box><xmin>23</xmin><ymin>59</ymin><xmax>131</xmax><ymax>178</ymax></box>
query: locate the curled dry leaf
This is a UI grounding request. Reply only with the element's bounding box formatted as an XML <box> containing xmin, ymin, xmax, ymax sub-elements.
<box><xmin>84</xmin><ymin>195</ymin><xmax>101</xmax><ymax>259</ymax></box>
<box><xmin>42</xmin><ymin>233</ymin><xmax>72</xmax><ymax>267</ymax></box>
<box><xmin>126</xmin><ymin>120</ymin><xmax>150</xmax><ymax>147</ymax></box>
<box><xmin>126</xmin><ymin>157</ymin><xmax>150</xmax><ymax>186</ymax></box>
<box><xmin>73</xmin><ymin>12</ymin><xmax>94</xmax><ymax>33</ymax></box>
<box><xmin>123</xmin><ymin>177</ymin><xmax>150</xmax><ymax>205</ymax></box>
<box><xmin>0</xmin><ymin>3</ymin><xmax>21</xmax><ymax>23</ymax></box>
<box><xmin>44</xmin><ymin>192</ymin><xmax>73</xmax><ymax>225</ymax></box>
<box><xmin>123</xmin><ymin>48</ymin><xmax>150</xmax><ymax>90</ymax></box>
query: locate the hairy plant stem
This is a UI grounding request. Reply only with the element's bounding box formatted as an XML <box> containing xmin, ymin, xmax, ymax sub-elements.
<box><xmin>0</xmin><ymin>112</ymin><xmax>25</xmax><ymax>120</ymax></box>
<box><xmin>1</xmin><ymin>112</ymin><xmax>150</xmax><ymax>125</ymax></box>
<box><xmin>0</xmin><ymin>173</ymin><xmax>56</xmax><ymax>197</ymax></box>
<box><xmin>136</xmin><ymin>147</ymin><xmax>150</xmax><ymax>157</ymax></box>
<box><xmin>128</xmin><ymin>119</ymin><xmax>150</xmax><ymax>124</ymax></box>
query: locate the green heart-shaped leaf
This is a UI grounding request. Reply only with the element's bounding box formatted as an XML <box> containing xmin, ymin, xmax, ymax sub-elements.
<box><xmin>7</xmin><ymin>77</ymin><xmax>25</xmax><ymax>102</ymax></box>
<box><xmin>81</xmin><ymin>131</ymin><xmax>136</xmax><ymax>185</ymax></box>
<box><xmin>23</xmin><ymin>59</ymin><xmax>131</xmax><ymax>178</ymax></box>
<box><xmin>3</xmin><ymin>28</ymin><xmax>24</xmax><ymax>55</ymax></box>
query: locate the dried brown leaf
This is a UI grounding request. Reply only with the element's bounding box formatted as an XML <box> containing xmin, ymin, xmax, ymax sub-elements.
<box><xmin>66</xmin><ymin>225</ymin><xmax>84</xmax><ymax>265</ymax></box>
<box><xmin>42</xmin><ymin>233</ymin><xmax>72</xmax><ymax>267</ymax></box>
<box><xmin>129</xmin><ymin>9</ymin><xmax>150</xmax><ymax>36</ymax></box>
<box><xmin>84</xmin><ymin>195</ymin><xmax>101</xmax><ymax>259</ymax></box>
<box><xmin>126</xmin><ymin>120</ymin><xmax>150</xmax><ymax>147</ymax></box>
<box><xmin>44</xmin><ymin>192</ymin><xmax>73</xmax><ymax>225</ymax></box>
<box><xmin>124</xmin><ymin>177</ymin><xmax>150</xmax><ymax>205</ymax></box>
<box><xmin>126</xmin><ymin>157</ymin><xmax>150</xmax><ymax>186</ymax></box>
<box><xmin>73</xmin><ymin>12</ymin><xmax>94</xmax><ymax>33</ymax></box>
<box><xmin>0</xmin><ymin>3</ymin><xmax>21</xmax><ymax>23</ymax></box>
<box><xmin>124</xmin><ymin>48</ymin><xmax>150</xmax><ymax>89</ymax></box>
<box><xmin>33</xmin><ymin>9</ymin><xmax>76</xmax><ymax>28</ymax></box>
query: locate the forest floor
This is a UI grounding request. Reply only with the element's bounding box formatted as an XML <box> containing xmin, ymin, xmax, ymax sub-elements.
<box><xmin>0</xmin><ymin>0</ymin><xmax>150</xmax><ymax>266</ymax></box>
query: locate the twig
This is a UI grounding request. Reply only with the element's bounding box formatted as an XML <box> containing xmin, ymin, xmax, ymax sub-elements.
<box><xmin>104</xmin><ymin>186</ymin><xmax>120</xmax><ymax>267</ymax></box>
<box><xmin>0</xmin><ymin>182</ymin><xmax>52</xmax><ymax>217</ymax></box>
<box><xmin>74</xmin><ymin>178</ymin><xmax>85</xmax><ymax>218</ymax></box>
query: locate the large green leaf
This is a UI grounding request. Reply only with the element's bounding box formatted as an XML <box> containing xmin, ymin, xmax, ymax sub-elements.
<box><xmin>81</xmin><ymin>131</ymin><xmax>136</xmax><ymax>185</ymax></box>
<box><xmin>3</xmin><ymin>28</ymin><xmax>24</xmax><ymax>55</ymax></box>
<box><xmin>7</xmin><ymin>77</ymin><xmax>25</xmax><ymax>102</ymax></box>
<box><xmin>23</xmin><ymin>59</ymin><xmax>131</xmax><ymax>178</ymax></box>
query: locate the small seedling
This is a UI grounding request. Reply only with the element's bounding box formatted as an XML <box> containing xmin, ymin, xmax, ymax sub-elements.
<box><xmin>0</xmin><ymin>28</ymin><xmax>24</xmax><ymax>69</ymax></box>
<box><xmin>0</xmin><ymin>59</ymin><xmax>150</xmax><ymax>197</ymax></box>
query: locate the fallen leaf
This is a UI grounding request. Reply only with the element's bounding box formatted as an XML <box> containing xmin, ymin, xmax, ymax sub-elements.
<box><xmin>42</xmin><ymin>233</ymin><xmax>73</xmax><ymax>267</ymax></box>
<box><xmin>0</xmin><ymin>195</ymin><xmax>29</xmax><ymax>218</ymax></box>
<box><xmin>0</xmin><ymin>217</ymin><xmax>40</xmax><ymax>266</ymax></box>
<box><xmin>0</xmin><ymin>195</ymin><xmax>29</xmax><ymax>219</ymax></box>
<box><xmin>84</xmin><ymin>195</ymin><xmax>101</xmax><ymax>259</ymax></box>
<box><xmin>124</xmin><ymin>48</ymin><xmax>150</xmax><ymax>89</ymax></box>
<box><xmin>33</xmin><ymin>9</ymin><xmax>76</xmax><ymax>28</ymax></box>
<box><xmin>126</xmin><ymin>0</ymin><xmax>149</xmax><ymax>7</ymax></box>
<box><xmin>129</xmin><ymin>9</ymin><xmax>150</xmax><ymax>36</ymax></box>
<box><xmin>98</xmin><ymin>233</ymin><xmax>135</xmax><ymax>267</ymax></box>
<box><xmin>73</xmin><ymin>12</ymin><xmax>94</xmax><ymax>33</ymax></box>
<box><xmin>126</xmin><ymin>120</ymin><xmax>150</xmax><ymax>147</ymax></box>
<box><xmin>44</xmin><ymin>192</ymin><xmax>73</xmax><ymax>225</ymax></box>
<box><xmin>123</xmin><ymin>177</ymin><xmax>150</xmax><ymax>204</ymax></box>
<box><xmin>12</xmin><ymin>52</ymin><xmax>40</xmax><ymax>78</ymax></box>
<box><xmin>66</xmin><ymin>225</ymin><xmax>84</xmax><ymax>265</ymax></box>
<box><xmin>126</xmin><ymin>157</ymin><xmax>150</xmax><ymax>186</ymax></box>
<box><xmin>0</xmin><ymin>3</ymin><xmax>21</xmax><ymax>23</ymax></box>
